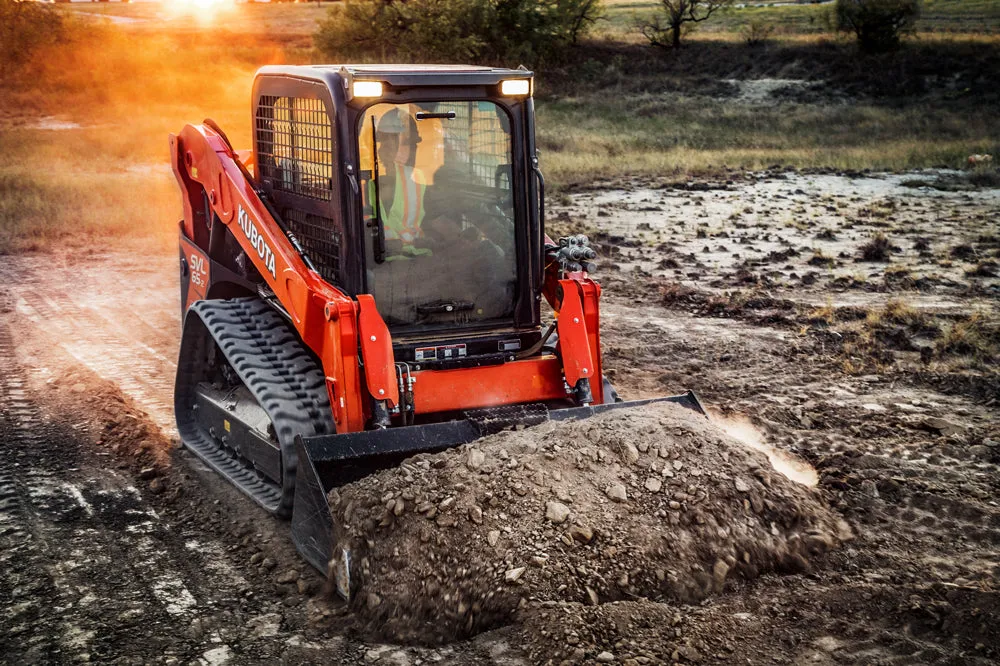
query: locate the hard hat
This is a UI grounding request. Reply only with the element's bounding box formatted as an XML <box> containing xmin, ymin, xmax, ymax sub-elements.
<box><xmin>377</xmin><ymin>108</ymin><xmax>405</xmax><ymax>135</ymax></box>
<box><xmin>377</xmin><ymin>108</ymin><xmax>420</xmax><ymax>143</ymax></box>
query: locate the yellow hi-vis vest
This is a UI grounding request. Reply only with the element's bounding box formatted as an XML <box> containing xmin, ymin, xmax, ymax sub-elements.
<box><xmin>371</xmin><ymin>163</ymin><xmax>426</xmax><ymax>244</ymax></box>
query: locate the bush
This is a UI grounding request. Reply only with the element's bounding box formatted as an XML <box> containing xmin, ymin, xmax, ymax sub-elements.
<box><xmin>314</xmin><ymin>0</ymin><xmax>603</xmax><ymax>66</ymax></box>
<box><xmin>859</xmin><ymin>232</ymin><xmax>893</xmax><ymax>261</ymax></box>
<box><xmin>0</xmin><ymin>0</ymin><xmax>64</xmax><ymax>81</ymax></box>
<box><xmin>834</xmin><ymin>0</ymin><xmax>921</xmax><ymax>53</ymax></box>
<box><xmin>741</xmin><ymin>19</ymin><xmax>775</xmax><ymax>47</ymax></box>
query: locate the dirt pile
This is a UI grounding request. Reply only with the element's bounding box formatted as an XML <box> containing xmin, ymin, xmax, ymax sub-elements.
<box><xmin>328</xmin><ymin>402</ymin><xmax>848</xmax><ymax>643</ymax></box>
<box><xmin>45</xmin><ymin>366</ymin><xmax>173</xmax><ymax>472</ymax></box>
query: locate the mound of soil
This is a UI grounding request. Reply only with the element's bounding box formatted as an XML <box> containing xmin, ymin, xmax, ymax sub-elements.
<box><xmin>48</xmin><ymin>366</ymin><xmax>173</xmax><ymax>471</ymax></box>
<box><xmin>329</xmin><ymin>403</ymin><xmax>848</xmax><ymax>644</ymax></box>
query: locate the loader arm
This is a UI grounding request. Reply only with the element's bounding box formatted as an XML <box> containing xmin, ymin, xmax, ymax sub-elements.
<box><xmin>540</xmin><ymin>236</ymin><xmax>604</xmax><ymax>405</ymax></box>
<box><xmin>170</xmin><ymin>123</ymin><xmax>395</xmax><ymax>434</ymax></box>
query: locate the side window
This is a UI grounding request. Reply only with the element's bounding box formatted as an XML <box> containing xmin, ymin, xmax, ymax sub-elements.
<box><xmin>256</xmin><ymin>95</ymin><xmax>334</xmax><ymax>201</ymax></box>
<box><xmin>282</xmin><ymin>209</ymin><xmax>342</xmax><ymax>286</ymax></box>
<box><xmin>256</xmin><ymin>91</ymin><xmax>342</xmax><ymax>286</ymax></box>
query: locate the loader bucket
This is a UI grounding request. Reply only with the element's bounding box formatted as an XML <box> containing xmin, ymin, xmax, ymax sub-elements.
<box><xmin>291</xmin><ymin>391</ymin><xmax>706</xmax><ymax>598</ymax></box>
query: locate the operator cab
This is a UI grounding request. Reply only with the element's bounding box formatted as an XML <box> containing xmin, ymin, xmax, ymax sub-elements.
<box><xmin>251</xmin><ymin>65</ymin><xmax>543</xmax><ymax>370</ymax></box>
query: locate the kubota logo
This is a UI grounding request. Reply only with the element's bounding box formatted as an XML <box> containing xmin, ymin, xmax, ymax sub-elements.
<box><xmin>238</xmin><ymin>205</ymin><xmax>277</xmax><ymax>279</ymax></box>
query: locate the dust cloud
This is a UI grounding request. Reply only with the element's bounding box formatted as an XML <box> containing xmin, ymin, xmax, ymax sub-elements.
<box><xmin>708</xmin><ymin>409</ymin><xmax>819</xmax><ymax>487</ymax></box>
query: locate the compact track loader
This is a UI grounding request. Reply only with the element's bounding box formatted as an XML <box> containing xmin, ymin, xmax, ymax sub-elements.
<box><xmin>171</xmin><ymin>65</ymin><xmax>704</xmax><ymax>597</ymax></box>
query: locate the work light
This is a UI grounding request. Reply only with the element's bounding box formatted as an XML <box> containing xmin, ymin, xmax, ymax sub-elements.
<box><xmin>500</xmin><ymin>79</ymin><xmax>530</xmax><ymax>96</ymax></box>
<box><xmin>353</xmin><ymin>81</ymin><xmax>383</xmax><ymax>98</ymax></box>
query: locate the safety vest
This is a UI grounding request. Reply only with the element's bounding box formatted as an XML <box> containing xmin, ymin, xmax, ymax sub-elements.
<box><xmin>370</xmin><ymin>163</ymin><xmax>426</xmax><ymax>244</ymax></box>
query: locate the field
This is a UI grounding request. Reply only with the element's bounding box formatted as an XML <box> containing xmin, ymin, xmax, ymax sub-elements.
<box><xmin>2</xmin><ymin>0</ymin><xmax>999</xmax><ymax>249</ymax></box>
<box><xmin>0</xmin><ymin>1</ymin><xmax>998</xmax><ymax>664</ymax></box>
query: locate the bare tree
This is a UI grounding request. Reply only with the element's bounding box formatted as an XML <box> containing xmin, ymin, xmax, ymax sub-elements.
<box><xmin>557</xmin><ymin>0</ymin><xmax>605</xmax><ymax>47</ymax></box>
<box><xmin>640</xmin><ymin>0</ymin><xmax>733</xmax><ymax>49</ymax></box>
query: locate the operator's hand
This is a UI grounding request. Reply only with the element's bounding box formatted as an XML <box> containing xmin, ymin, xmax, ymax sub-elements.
<box><xmin>422</xmin><ymin>214</ymin><xmax>462</xmax><ymax>245</ymax></box>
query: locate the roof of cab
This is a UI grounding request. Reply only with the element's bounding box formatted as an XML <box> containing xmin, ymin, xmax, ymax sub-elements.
<box><xmin>255</xmin><ymin>64</ymin><xmax>532</xmax><ymax>88</ymax></box>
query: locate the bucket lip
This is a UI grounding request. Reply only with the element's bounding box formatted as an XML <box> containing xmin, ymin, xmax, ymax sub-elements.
<box><xmin>295</xmin><ymin>391</ymin><xmax>707</xmax><ymax>464</ymax></box>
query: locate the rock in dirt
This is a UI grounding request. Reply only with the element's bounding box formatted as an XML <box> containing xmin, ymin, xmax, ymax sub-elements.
<box><xmin>606</xmin><ymin>483</ymin><xmax>628</xmax><ymax>503</ymax></box>
<box><xmin>275</xmin><ymin>569</ymin><xmax>299</xmax><ymax>585</ymax></box>
<box><xmin>568</xmin><ymin>524</ymin><xmax>594</xmax><ymax>544</ymax></box>
<box><xmin>546</xmin><ymin>501</ymin><xmax>571</xmax><ymax>524</ymax></box>
<box><xmin>326</xmin><ymin>403</ymin><xmax>844</xmax><ymax>644</ymax></box>
<box><xmin>919</xmin><ymin>416</ymin><xmax>967</xmax><ymax>436</ymax></box>
<box><xmin>466</xmin><ymin>448</ymin><xmax>486</xmax><ymax>470</ymax></box>
<box><xmin>505</xmin><ymin>567</ymin><xmax>526</xmax><ymax>583</ymax></box>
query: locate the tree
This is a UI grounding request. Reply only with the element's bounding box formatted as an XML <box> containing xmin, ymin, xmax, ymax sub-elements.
<box><xmin>835</xmin><ymin>0</ymin><xmax>921</xmax><ymax>53</ymax></box>
<box><xmin>640</xmin><ymin>0</ymin><xmax>733</xmax><ymax>50</ymax></box>
<box><xmin>553</xmin><ymin>0</ymin><xmax>606</xmax><ymax>47</ymax></box>
<box><xmin>314</xmin><ymin>0</ymin><xmax>605</xmax><ymax>66</ymax></box>
<box><xmin>0</xmin><ymin>0</ymin><xmax>63</xmax><ymax>81</ymax></box>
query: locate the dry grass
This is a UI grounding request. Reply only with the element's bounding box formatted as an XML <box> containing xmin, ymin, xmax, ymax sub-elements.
<box><xmin>807</xmin><ymin>301</ymin><xmax>836</xmax><ymax>325</ymax></box>
<box><xmin>0</xmin><ymin>17</ymin><xmax>274</xmax><ymax>252</ymax></box>
<box><xmin>859</xmin><ymin>233</ymin><xmax>894</xmax><ymax>262</ymax></box>
<box><xmin>822</xmin><ymin>298</ymin><xmax>1000</xmax><ymax>375</ymax></box>
<box><xmin>935</xmin><ymin>312</ymin><xmax>1000</xmax><ymax>370</ymax></box>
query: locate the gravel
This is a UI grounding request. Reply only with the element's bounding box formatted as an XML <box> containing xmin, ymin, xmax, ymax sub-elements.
<box><xmin>325</xmin><ymin>402</ymin><xmax>847</xmax><ymax>644</ymax></box>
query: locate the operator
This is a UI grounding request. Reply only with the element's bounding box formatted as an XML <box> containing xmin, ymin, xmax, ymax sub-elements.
<box><xmin>372</xmin><ymin>108</ymin><xmax>431</xmax><ymax>257</ymax></box>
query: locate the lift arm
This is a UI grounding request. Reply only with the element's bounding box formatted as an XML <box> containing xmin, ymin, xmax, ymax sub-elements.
<box><xmin>170</xmin><ymin>123</ymin><xmax>398</xmax><ymax>432</ymax></box>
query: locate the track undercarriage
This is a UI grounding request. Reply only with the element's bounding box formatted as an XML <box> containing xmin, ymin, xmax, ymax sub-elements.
<box><xmin>174</xmin><ymin>298</ymin><xmax>333</xmax><ymax>516</ymax></box>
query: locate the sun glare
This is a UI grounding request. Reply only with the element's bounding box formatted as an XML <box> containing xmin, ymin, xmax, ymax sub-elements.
<box><xmin>166</xmin><ymin>0</ymin><xmax>236</xmax><ymax>24</ymax></box>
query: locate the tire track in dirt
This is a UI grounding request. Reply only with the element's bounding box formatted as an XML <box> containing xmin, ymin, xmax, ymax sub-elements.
<box><xmin>0</xmin><ymin>258</ymin><xmax>536</xmax><ymax>664</ymax></box>
<box><xmin>15</xmin><ymin>288</ymin><xmax>177</xmax><ymax>434</ymax></box>
<box><xmin>0</xmin><ymin>319</ymin><xmax>252</xmax><ymax>663</ymax></box>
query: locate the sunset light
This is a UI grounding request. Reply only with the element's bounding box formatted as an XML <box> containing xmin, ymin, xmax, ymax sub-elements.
<box><xmin>165</xmin><ymin>0</ymin><xmax>235</xmax><ymax>23</ymax></box>
<box><xmin>2</xmin><ymin>0</ymin><xmax>998</xmax><ymax>661</ymax></box>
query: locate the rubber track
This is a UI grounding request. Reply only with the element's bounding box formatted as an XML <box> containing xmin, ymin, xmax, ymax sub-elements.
<box><xmin>175</xmin><ymin>298</ymin><xmax>334</xmax><ymax>517</ymax></box>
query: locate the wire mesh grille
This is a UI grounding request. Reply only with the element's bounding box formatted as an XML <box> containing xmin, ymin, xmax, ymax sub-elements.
<box><xmin>445</xmin><ymin>102</ymin><xmax>512</xmax><ymax>189</ymax></box>
<box><xmin>284</xmin><ymin>209</ymin><xmax>341</xmax><ymax>284</ymax></box>
<box><xmin>256</xmin><ymin>95</ymin><xmax>334</xmax><ymax>201</ymax></box>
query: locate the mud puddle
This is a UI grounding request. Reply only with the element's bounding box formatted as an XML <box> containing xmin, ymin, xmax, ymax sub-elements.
<box><xmin>27</xmin><ymin>117</ymin><xmax>84</xmax><ymax>131</ymax></box>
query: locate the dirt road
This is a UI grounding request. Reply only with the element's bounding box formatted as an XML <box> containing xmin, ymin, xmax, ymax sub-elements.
<box><xmin>0</xmin><ymin>252</ymin><xmax>521</xmax><ymax>664</ymax></box>
<box><xmin>0</xmin><ymin>171</ymin><xmax>997</xmax><ymax>664</ymax></box>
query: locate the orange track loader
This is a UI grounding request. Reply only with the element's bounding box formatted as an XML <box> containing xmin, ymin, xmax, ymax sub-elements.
<box><xmin>170</xmin><ymin>65</ymin><xmax>704</xmax><ymax>596</ymax></box>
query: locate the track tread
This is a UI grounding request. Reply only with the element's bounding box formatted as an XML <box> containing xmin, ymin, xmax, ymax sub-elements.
<box><xmin>175</xmin><ymin>298</ymin><xmax>334</xmax><ymax>516</ymax></box>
